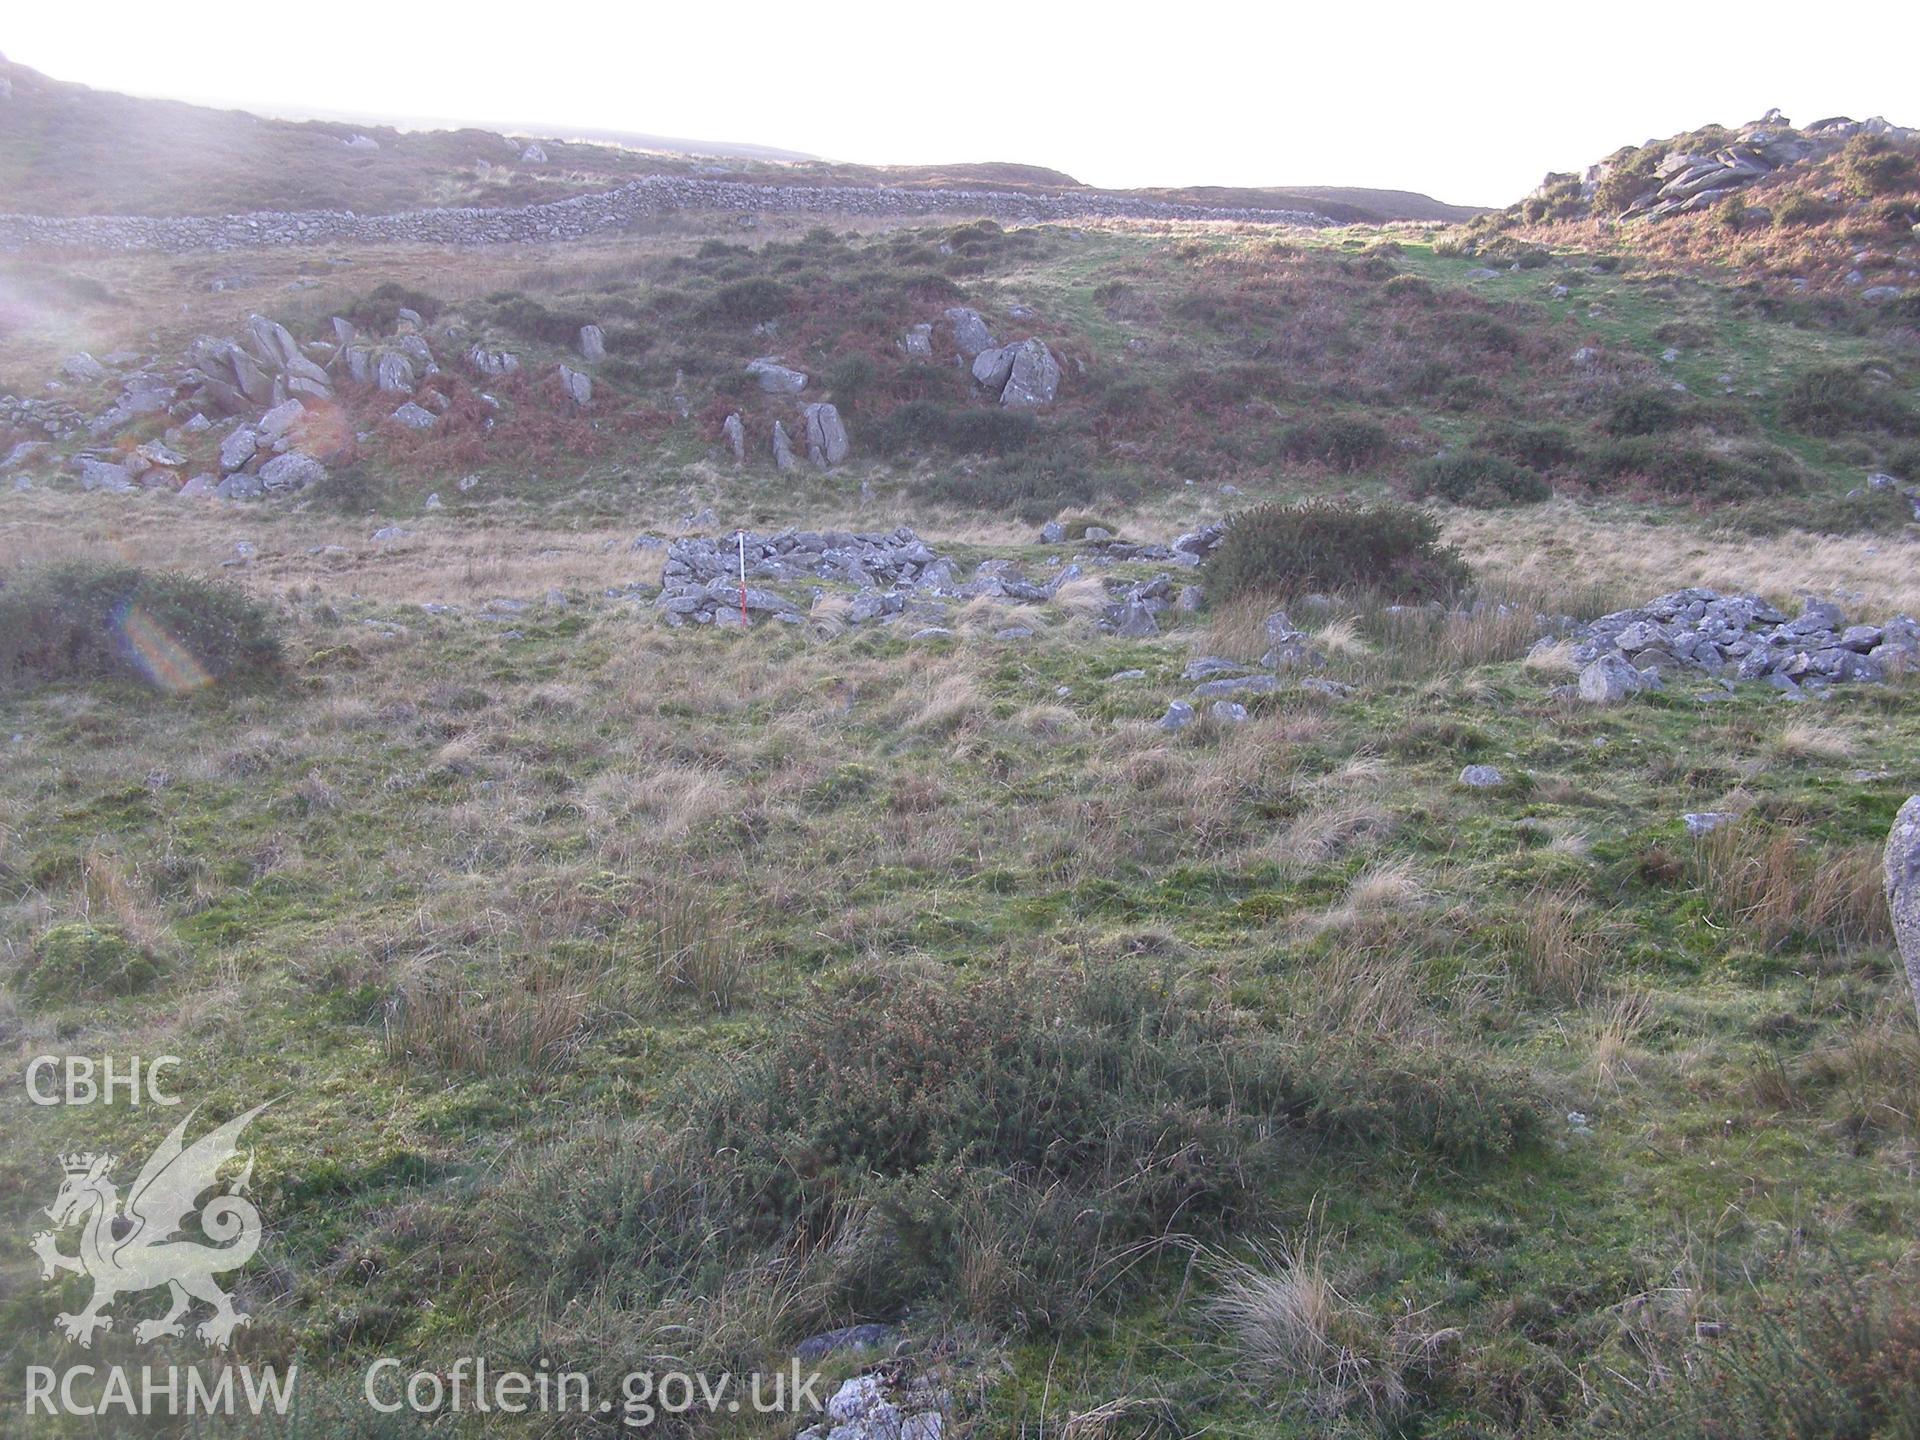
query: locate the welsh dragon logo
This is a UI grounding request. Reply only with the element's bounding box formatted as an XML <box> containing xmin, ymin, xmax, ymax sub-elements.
<box><xmin>31</xmin><ymin>1102</ymin><xmax>272</xmax><ymax>1349</ymax></box>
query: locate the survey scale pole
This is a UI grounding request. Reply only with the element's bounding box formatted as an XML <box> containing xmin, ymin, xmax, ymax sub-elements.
<box><xmin>737</xmin><ymin>531</ymin><xmax>750</xmax><ymax>627</ymax></box>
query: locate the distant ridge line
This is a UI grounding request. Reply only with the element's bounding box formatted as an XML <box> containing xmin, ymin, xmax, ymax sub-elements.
<box><xmin>0</xmin><ymin>175</ymin><xmax>1335</xmax><ymax>254</ymax></box>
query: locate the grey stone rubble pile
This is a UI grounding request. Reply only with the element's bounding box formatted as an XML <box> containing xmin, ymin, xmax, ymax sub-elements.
<box><xmin>1</xmin><ymin>393</ymin><xmax>86</xmax><ymax>442</ymax></box>
<box><xmin>797</xmin><ymin>1374</ymin><xmax>944</xmax><ymax>1440</ymax></box>
<box><xmin>654</xmin><ymin>527</ymin><xmax>956</xmax><ymax>628</ymax></box>
<box><xmin>1039</xmin><ymin>520</ymin><xmax>1226</xmax><ymax>568</ymax></box>
<box><xmin>1550</xmin><ymin>588</ymin><xmax>1920</xmax><ymax>701</ymax></box>
<box><xmin>649</xmin><ymin>525</ymin><xmax>1208</xmax><ymax>632</ymax></box>
<box><xmin>0</xmin><ymin>178</ymin><xmax>1335</xmax><ymax>256</ymax></box>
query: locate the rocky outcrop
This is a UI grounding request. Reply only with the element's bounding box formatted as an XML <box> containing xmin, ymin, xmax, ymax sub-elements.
<box><xmin>1530</xmin><ymin>110</ymin><xmax>1920</xmax><ymax>228</ymax></box>
<box><xmin>1888</xmin><ymin>796</ymin><xmax>1920</xmax><ymax>1028</ymax></box>
<box><xmin>0</xmin><ymin>177</ymin><xmax>1334</xmax><ymax>256</ymax></box>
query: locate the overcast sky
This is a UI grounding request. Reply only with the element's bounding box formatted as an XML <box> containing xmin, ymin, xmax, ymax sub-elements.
<box><xmin>8</xmin><ymin>3</ymin><xmax>1918</xmax><ymax>206</ymax></box>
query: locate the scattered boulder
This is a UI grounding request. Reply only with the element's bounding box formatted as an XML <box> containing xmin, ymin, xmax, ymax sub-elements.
<box><xmin>61</xmin><ymin>353</ymin><xmax>107</xmax><ymax>383</ymax></box>
<box><xmin>578</xmin><ymin>324</ymin><xmax>606</xmax><ymax>361</ymax></box>
<box><xmin>1578</xmin><ymin>653</ymin><xmax>1660</xmax><ymax>704</ymax></box>
<box><xmin>971</xmin><ymin>345</ymin><xmax>1016</xmax><ymax>392</ymax></box>
<box><xmin>391</xmin><ymin>402</ymin><xmax>437</xmax><ymax>430</ymax></box>
<box><xmin>722</xmin><ymin>412</ymin><xmax>745</xmax><ymax>464</ymax></box>
<box><xmin>466</xmin><ymin>344</ymin><xmax>520</xmax><ymax>377</ymax></box>
<box><xmin>258</xmin><ymin>453</ymin><xmax>325</xmax><ymax>492</ymax></box>
<box><xmin>1459</xmin><ymin>764</ymin><xmax>1505</xmax><ymax>789</ymax></box>
<box><xmin>794</xmin><ymin>1325</ymin><xmax>896</xmax><ymax>1363</ymax></box>
<box><xmin>520</xmin><ymin>143</ymin><xmax>547</xmax><ymax>163</ymax></box>
<box><xmin>901</xmin><ymin>323</ymin><xmax>933</xmax><ymax>358</ymax></box>
<box><xmin>558</xmin><ymin>366</ymin><xmax>591</xmax><ymax>408</ymax></box>
<box><xmin>1210</xmin><ymin>700</ymin><xmax>1250</xmax><ymax>725</ymax></box>
<box><xmin>1157</xmin><ymin>701</ymin><xmax>1196</xmax><ymax>732</ymax></box>
<box><xmin>1684</xmin><ymin>811</ymin><xmax>1737</xmax><ymax>837</ymax></box>
<box><xmin>1000</xmin><ymin>337</ymin><xmax>1062</xmax><ymax>408</ymax></box>
<box><xmin>257</xmin><ymin>398</ymin><xmax>304</xmax><ymax>441</ymax></box>
<box><xmin>1887</xmin><ymin>796</ymin><xmax>1920</xmax><ymax>1028</ymax></box>
<box><xmin>374</xmin><ymin>351</ymin><xmax>415</xmax><ymax>393</ymax></box>
<box><xmin>1192</xmin><ymin>674</ymin><xmax>1277</xmax><ymax>700</ymax></box>
<box><xmin>746</xmin><ymin>357</ymin><xmax>807</xmax><ymax>393</ymax></box>
<box><xmin>803</xmin><ymin>403</ymin><xmax>849</xmax><ymax>468</ymax></box>
<box><xmin>773</xmin><ymin>420</ymin><xmax>796</xmax><ymax>472</ymax></box>
<box><xmin>215</xmin><ymin>472</ymin><xmax>264</xmax><ymax>500</ymax></box>
<box><xmin>944</xmin><ymin>306</ymin><xmax>996</xmax><ymax>359</ymax></box>
<box><xmin>76</xmin><ymin>457</ymin><xmax>133</xmax><ymax>493</ymax></box>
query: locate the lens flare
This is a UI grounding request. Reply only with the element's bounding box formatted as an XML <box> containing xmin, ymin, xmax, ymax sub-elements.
<box><xmin>116</xmin><ymin>603</ymin><xmax>212</xmax><ymax>694</ymax></box>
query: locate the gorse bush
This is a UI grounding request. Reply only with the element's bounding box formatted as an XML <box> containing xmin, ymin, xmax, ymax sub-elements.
<box><xmin>1409</xmin><ymin>451</ymin><xmax>1552</xmax><ymax>508</ymax></box>
<box><xmin>0</xmin><ymin>562</ymin><xmax>281</xmax><ymax>692</ymax></box>
<box><xmin>1206</xmin><ymin>500</ymin><xmax>1471</xmax><ymax>602</ymax></box>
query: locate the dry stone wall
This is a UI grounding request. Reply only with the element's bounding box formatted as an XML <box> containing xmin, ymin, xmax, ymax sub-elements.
<box><xmin>0</xmin><ymin>177</ymin><xmax>1332</xmax><ymax>255</ymax></box>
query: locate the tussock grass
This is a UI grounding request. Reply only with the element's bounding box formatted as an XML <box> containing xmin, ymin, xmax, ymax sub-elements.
<box><xmin>1206</xmin><ymin>1220</ymin><xmax>1444</xmax><ymax>1425</ymax></box>
<box><xmin>1690</xmin><ymin>824</ymin><xmax>1890</xmax><ymax>954</ymax></box>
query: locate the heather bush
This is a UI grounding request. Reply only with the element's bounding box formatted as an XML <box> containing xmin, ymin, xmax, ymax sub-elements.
<box><xmin>1277</xmin><ymin>416</ymin><xmax>1391</xmax><ymax>471</ymax></box>
<box><xmin>1781</xmin><ymin>364</ymin><xmax>1919</xmax><ymax>437</ymax></box>
<box><xmin>697</xmin><ymin>277</ymin><xmax>794</xmax><ymax>325</ymax></box>
<box><xmin>1478</xmin><ymin>419</ymin><xmax>1585</xmax><ymax>470</ymax></box>
<box><xmin>1842</xmin><ymin>134</ymin><xmax>1917</xmax><ymax>199</ymax></box>
<box><xmin>338</xmin><ymin>281</ymin><xmax>441</xmax><ymax>332</ymax></box>
<box><xmin>1586</xmin><ymin>436</ymin><xmax>1809</xmax><ymax>500</ymax></box>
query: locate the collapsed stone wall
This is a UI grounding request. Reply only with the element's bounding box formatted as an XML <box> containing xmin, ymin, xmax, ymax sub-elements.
<box><xmin>0</xmin><ymin>176</ymin><xmax>1332</xmax><ymax>255</ymax></box>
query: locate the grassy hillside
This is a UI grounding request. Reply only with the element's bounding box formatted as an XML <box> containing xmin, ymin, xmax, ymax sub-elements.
<box><xmin>1</xmin><ymin>131</ymin><xmax>1919</xmax><ymax>1440</ymax></box>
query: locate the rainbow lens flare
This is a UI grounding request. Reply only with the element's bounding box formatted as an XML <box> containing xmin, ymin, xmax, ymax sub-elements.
<box><xmin>115</xmin><ymin>603</ymin><xmax>212</xmax><ymax>693</ymax></box>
